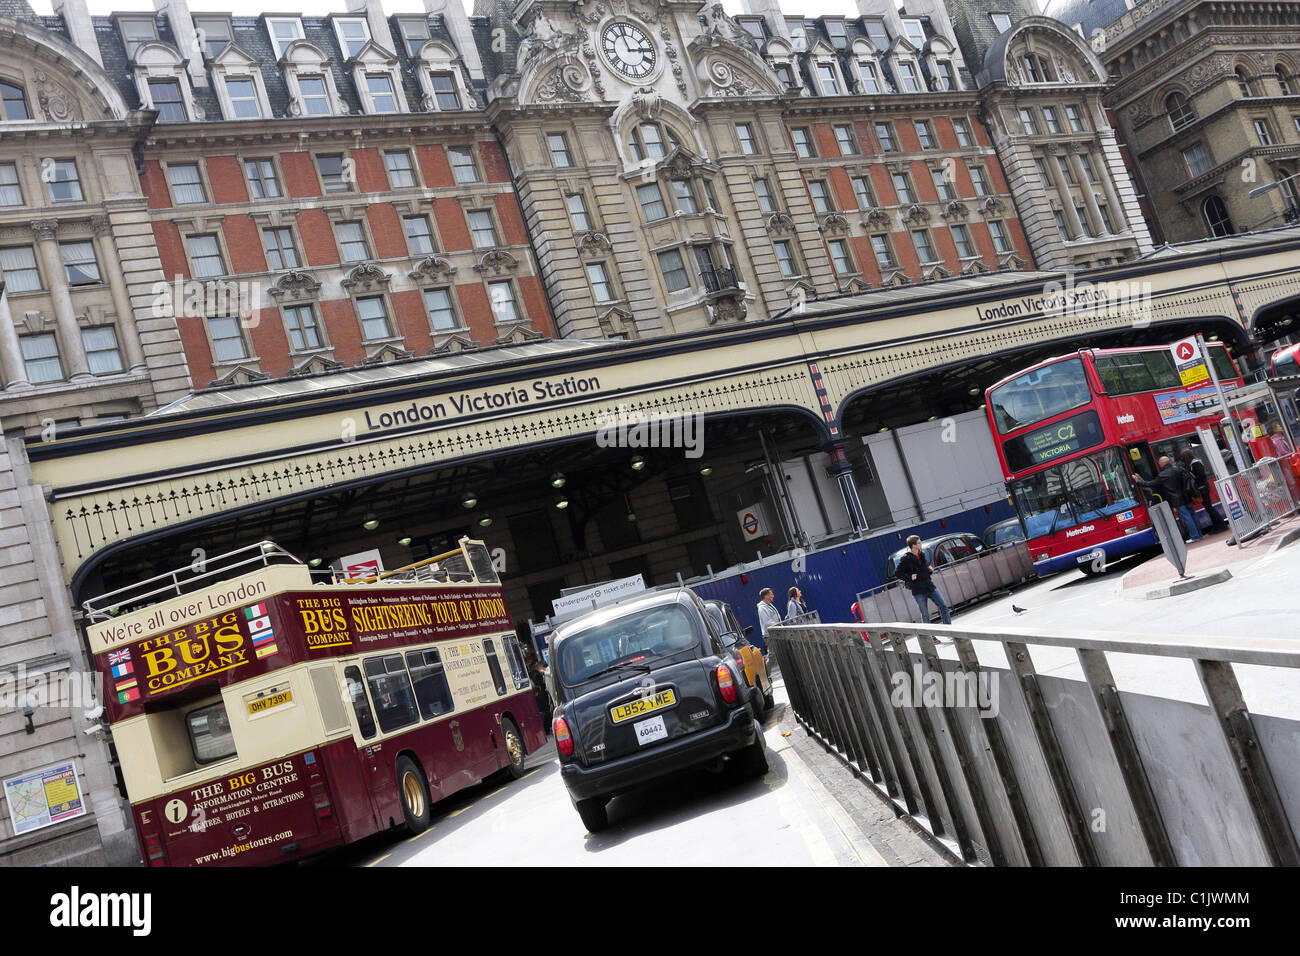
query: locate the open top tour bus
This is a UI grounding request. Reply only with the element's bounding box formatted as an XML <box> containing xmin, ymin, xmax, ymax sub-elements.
<box><xmin>85</xmin><ymin>538</ymin><xmax>543</xmax><ymax>866</ymax></box>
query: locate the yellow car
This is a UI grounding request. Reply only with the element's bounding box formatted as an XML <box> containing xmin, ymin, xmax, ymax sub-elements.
<box><xmin>704</xmin><ymin>599</ymin><xmax>773</xmax><ymax>714</ymax></box>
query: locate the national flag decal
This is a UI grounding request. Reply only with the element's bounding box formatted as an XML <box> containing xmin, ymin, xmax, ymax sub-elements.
<box><xmin>118</xmin><ymin>687</ymin><xmax>140</xmax><ymax>703</ymax></box>
<box><xmin>244</xmin><ymin>603</ymin><xmax>268</xmax><ymax>620</ymax></box>
<box><xmin>108</xmin><ymin>648</ymin><xmax>131</xmax><ymax>666</ymax></box>
<box><xmin>255</xmin><ymin>644</ymin><xmax>278</xmax><ymax>659</ymax></box>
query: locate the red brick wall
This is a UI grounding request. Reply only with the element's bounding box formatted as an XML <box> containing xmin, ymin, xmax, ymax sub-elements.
<box><xmin>455</xmin><ymin>281</ymin><xmax>496</xmax><ymax>343</ymax></box>
<box><xmin>494</xmin><ymin>194</ymin><xmax>528</xmax><ymax>246</ymax></box>
<box><xmin>828</xmin><ymin>168</ymin><xmax>857</xmax><ymax>212</ymax></box>
<box><xmin>207</xmin><ymin>156</ymin><xmax>248</xmax><ymax>205</ymax></box>
<box><xmin>297</xmin><ymin>209</ymin><xmax>338</xmax><ymax>266</ymax></box>
<box><xmin>434</xmin><ymin>198</ymin><xmax>471</xmax><ymax>251</ymax></box>
<box><xmin>518</xmin><ymin>275</ymin><xmax>553</xmax><ymax>335</ymax></box>
<box><xmin>320</xmin><ymin>298</ymin><xmax>363</xmax><ymax>366</ymax></box>
<box><xmin>153</xmin><ymin>220</ymin><xmax>188</xmax><ymax>279</ymax></box>
<box><xmin>352</xmin><ymin>147</ymin><xmax>388</xmax><ymax>193</ymax></box>
<box><xmin>931</xmin><ymin>226</ymin><xmax>961</xmax><ymax>275</ymax></box>
<box><xmin>141</xmin><ymin>161</ymin><xmax>171</xmax><ymax>210</ymax></box>
<box><xmin>416</xmin><ymin>145</ymin><xmax>454</xmax><ymax>188</ymax></box>
<box><xmin>892</xmin><ymin>228</ymin><xmax>921</xmax><ymax>275</ymax></box>
<box><xmin>222</xmin><ymin>216</ymin><xmax>266</xmax><ymax>276</ymax></box>
<box><xmin>366</xmin><ymin>204</ymin><xmax>407</xmax><ymax>259</ymax></box>
<box><xmin>850</xmin><ymin>235</ymin><xmax>882</xmax><ymax>285</ymax></box>
<box><xmin>177</xmin><ymin>316</ymin><xmax>213</xmax><ymax>385</ymax></box>
<box><xmin>480</xmin><ymin>140</ymin><xmax>511</xmax><ymax>184</ymax></box>
<box><xmin>248</xmin><ymin>308</ymin><xmax>292</xmax><ymax>379</ymax></box>
<box><xmin>811</xmin><ymin>123</ymin><xmax>838</xmax><ymax>159</ymax></box>
<box><xmin>895</xmin><ymin>120</ymin><xmax>920</xmax><ymax>153</ymax></box>
<box><xmin>390</xmin><ymin>288</ymin><xmax>431</xmax><ymax>350</ymax></box>
<box><xmin>281</xmin><ymin>152</ymin><xmax>321</xmax><ymax>198</ymax></box>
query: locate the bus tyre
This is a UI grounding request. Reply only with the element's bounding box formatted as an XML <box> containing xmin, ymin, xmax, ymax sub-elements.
<box><xmin>501</xmin><ymin>717</ymin><xmax>527</xmax><ymax>780</ymax></box>
<box><xmin>576</xmin><ymin>797</ymin><xmax>608</xmax><ymax>833</ymax></box>
<box><xmin>396</xmin><ymin>756</ymin><xmax>431</xmax><ymax>835</ymax></box>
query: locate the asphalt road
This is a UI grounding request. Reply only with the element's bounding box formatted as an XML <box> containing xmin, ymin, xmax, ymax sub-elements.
<box><xmin>325</xmin><ymin>678</ymin><xmax>898</xmax><ymax>868</ymax></box>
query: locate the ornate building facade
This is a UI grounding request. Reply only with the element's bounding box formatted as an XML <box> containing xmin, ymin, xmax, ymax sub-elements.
<box><xmin>1045</xmin><ymin>0</ymin><xmax>1300</xmax><ymax>242</ymax></box>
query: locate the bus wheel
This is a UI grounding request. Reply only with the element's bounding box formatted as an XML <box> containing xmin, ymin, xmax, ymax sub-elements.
<box><xmin>501</xmin><ymin>717</ymin><xmax>527</xmax><ymax>780</ymax></box>
<box><xmin>396</xmin><ymin>756</ymin><xmax>431</xmax><ymax>835</ymax></box>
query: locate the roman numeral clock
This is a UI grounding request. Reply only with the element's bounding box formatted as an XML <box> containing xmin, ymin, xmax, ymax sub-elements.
<box><xmin>600</xmin><ymin>21</ymin><xmax>658</xmax><ymax>80</ymax></box>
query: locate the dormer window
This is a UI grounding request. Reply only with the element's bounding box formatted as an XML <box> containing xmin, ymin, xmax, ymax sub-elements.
<box><xmin>430</xmin><ymin>73</ymin><xmax>460</xmax><ymax>110</ymax></box>
<box><xmin>0</xmin><ymin>81</ymin><xmax>30</xmax><ymax>121</ymax></box>
<box><xmin>149</xmin><ymin>79</ymin><xmax>187</xmax><ymax>123</ymax></box>
<box><xmin>225</xmin><ymin>78</ymin><xmax>261</xmax><ymax>118</ymax></box>
<box><xmin>817</xmin><ymin>63</ymin><xmax>840</xmax><ymax>95</ymax></box>
<box><xmin>902</xmin><ymin>19</ymin><xmax>925</xmax><ymax>48</ymax></box>
<box><xmin>825</xmin><ymin>19</ymin><xmax>847</xmax><ymax>50</ymax></box>
<box><xmin>195</xmin><ymin>17</ymin><xmax>232</xmax><ymax>58</ymax></box>
<box><xmin>864</xmin><ymin>19</ymin><xmax>890</xmax><ymax>50</ymax></box>
<box><xmin>775</xmin><ymin>63</ymin><xmax>797</xmax><ymax>88</ymax></box>
<box><xmin>629</xmin><ymin>122</ymin><xmax>678</xmax><ymax>162</ymax></box>
<box><xmin>268</xmin><ymin>17</ymin><xmax>305</xmax><ymax>58</ymax></box>
<box><xmin>785</xmin><ymin>18</ymin><xmax>808</xmax><ymax>50</ymax></box>
<box><xmin>399</xmin><ymin>18</ymin><xmax>432</xmax><ymax>57</ymax></box>
<box><xmin>738</xmin><ymin>18</ymin><xmax>766</xmax><ymax>43</ymax></box>
<box><xmin>934</xmin><ymin>61</ymin><xmax>957</xmax><ymax>91</ymax></box>
<box><xmin>299</xmin><ymin>76</ymin><xmax>331</xmax><ymax>115</ymax></box>
<box><xmin>859</xmin><ymin>60</ymin><xmax>882</xmax><ymax>93</ymax></box>
<box><xmin>1022</xmin><ymin>54</ymin><xmax>1053</xmax><ymax>83</ymax></box>
<box><xmin>898</xmin><ymin>62</ymin><xmax>921</xmax><ymax>93</ymax></box>
<box><xmin>366</xmin><ymin>75</ymin><xmax>399</xmax><ymax>113</ymax></box>
<box><xmin>335</xmin><ymin>17</ymin><xmax>371</xmax><ymax>58</ymax></box>
<box><xmin>991</xmin><ymin>13</ymin><xmax>1012</xmax><ymax>33</ymax></box>
<box><xmin>120</xmin><ymin>17</ymin><xmax>159</xmax><ymax>58</ymax></box>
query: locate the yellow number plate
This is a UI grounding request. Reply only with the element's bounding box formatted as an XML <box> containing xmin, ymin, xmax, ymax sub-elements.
<box><xmin>610</xmin><ymin>689</ymin><xmax>676</xmax><ymax>724</ymax></box>
<box><xmin>248</xmin><ymin>690</ymin><xmax>292</xmax><ymax>715</ymax></box>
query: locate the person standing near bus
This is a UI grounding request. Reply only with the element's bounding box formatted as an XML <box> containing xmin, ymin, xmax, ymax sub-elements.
<box><xmin>1178</xmin><ymin>448</ymin><xmax>1228</xmax><ymax>534</ymax></box>
<box><xmin>1136</xmin><ymin>456</ymin><xmax>1203</xmax><ymax>542</ymax></box>
<box><xmin>756</xmin><ymin>588</ymin><xmax>783</xmax><ymax>652</ymax></box>
<box><xmin>785</xmin><ymin>586</ymin><xmax>807</xmax><ymax>621</ymax></box>
<box><xmin>895</xmin><ymin>535</ymin><xmax>952</xmax><ymax>625</ymax></box>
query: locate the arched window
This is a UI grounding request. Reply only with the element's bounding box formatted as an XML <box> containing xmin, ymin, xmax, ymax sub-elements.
<box><xmin>1235</xmin><ymin>67</ymin><xmax>1255</xmax><ymax>97</ymax></box>
<box><xmin>1278</xmin><ymin>63</ymin><xmax>1295</xmax><ymax>95</ymax></box>
<box><xmin>1277</xmin><ymin>167</ymin><xmax>1300</xmax><ymax>213</ymax></box>
<box><xmin>627</xmin><ymin>121</ymin><xmax>681</xmax><ymax>162</ymax></box>
<box><xmin>1202</xmin><ymin>195</ymin><xmax>1235</xmax><ymax>237</ymax></box>
<box><xmin>0</xmin><ymin>80</ymin><xmax>30</xmax><ymax>121</ymax></box>
<box><xmin>1165</xmin><ymin>91</ymin><xmax>1196</xmax><ymax>132</ymax></box>
<box><xmin>1021</xmin><ymin>53</ymin><xmax>1055</xmax><ymax>83</ymax></box>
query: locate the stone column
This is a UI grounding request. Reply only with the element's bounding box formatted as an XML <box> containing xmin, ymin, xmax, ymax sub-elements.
<box><xmin>825</xmin><ymin>440</ymin><xmax>869</xmax><ymax>535</ymax></box>
<box><xmin>91</xmin><ymin>216</ymin><xmax>146</xmax><ymax>372</ymax></box>
<box><xmin>31</xmin><ymin>219</ymin><xmax>91</xmax><ymax>380</ymax></box>
<box><xmin>1093</xmin><ymin>145</ymin><xmax>1128</xmax><ymax>231</ymax></box>
<box><xmin>1046</xmin><ymin>154</ymin><xmax>1084</xmax><ymax>238</ymax></box>
<box><xmin>0</xmin><ymin>287</ymin><xmax>31</xmax><ymax>389</ymax></box>
<box><xmin>1068</xmin><ymin>150</ymin><xmax>1105</xmax><ymax>236</ymax></box>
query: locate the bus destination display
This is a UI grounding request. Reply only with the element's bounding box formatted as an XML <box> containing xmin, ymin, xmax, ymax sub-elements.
<box><xmin>1004</xmin><ymin>410</ymin><xmax>1104</xmax><ymax>471</ymax></box>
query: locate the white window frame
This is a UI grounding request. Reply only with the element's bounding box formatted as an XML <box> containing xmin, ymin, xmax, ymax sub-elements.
<box><xmin>404</xmin><ymin>215</ymin><xmax>436</xmax><ymax>256</ymax></box>
<box><xmin>335</xmin><ymin>221</ymin><xmax>372</xmax><ymax>262</ymax></box>
<box><xmin>423</xmin><ymin>287</ymin><xmax>459</xmax><ymax>332</ymax></box>
<box><xmin>385</xmin><ymin>149</ymin><xmax>420</xmax><ymax>188</ymax></box>
<box><xmin>334</xmin><ymin>17</ymin><xmax>372</xmax><ymax>59</ymax></box>
<box><xmin>267</xmin><ymin>17</ymin><xmax>306</xmax><ymax>59</ymax></box>
<box><xmin>487</xmin><ymin>280</ymin><xmax>521</xmax><ymax>323</ymax></box>
<box><xmin>282</xmin><ymin>302</ymin><xmax>325</xmax><ymax>352</ymax></box>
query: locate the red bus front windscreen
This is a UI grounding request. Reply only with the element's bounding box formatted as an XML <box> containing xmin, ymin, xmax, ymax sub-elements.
<box><xmin>1003</xmin><ymin>409</ymin><xmax>1105</xmax><ymax>472</ymax></box>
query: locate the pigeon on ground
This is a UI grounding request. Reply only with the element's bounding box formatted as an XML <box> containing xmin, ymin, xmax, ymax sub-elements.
<box><xmin>1012</xmin><ymin>605</ymin><xmax>1027</xmax><ymax>614</ymax></box>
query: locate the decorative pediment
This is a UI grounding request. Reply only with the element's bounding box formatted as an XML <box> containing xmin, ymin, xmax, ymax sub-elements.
<box><xmin>364</xmin><ymin>342</ymin><xmax>413</xmax><ymax>365</ymax></box>
<box><xmin>534</xmin><ymin>63</ymin><xmax>589</xmax><ymax>103</ymax></box>
<box><xmin>922</xmin><ymin>264</ymin><xmax>950</xmax><ymax>281</ymax></box>
<box><xmin>979</xmin><ymin>196</ymin><xmax>1007</xmax><ymax>217</ymax></box>
<box><xmin>268</xmin><ymin>270</ymin><xmax>322</xmax><ymax>302</ymax></box>
<box><xmin>860</xmin><ymin>207</ymin><xmax>892</xmax><ymax>229</ymax></box>
<box><xmin>407</xmin><ymin>255</ymin><xmax>458</xmax><ymax>283</ymax></box>
<box><xmin>999</xmin><ymin>254</ymin><xmax>1026</xmax><ymax>271</ymax></box>
<box><xmin>495</xmin><ymin>323</ymin><xmax>544</xmax><ymax>345</ymax></box>
<box><xmin>766</xmin><ymin>212</ymin><xmax>797</xmax><ymax>235</ymax></box>
<box><xmin>577</xmin><ymin>231</ymin><xmax>613</xmax><ymax>257</ymax></box>
<box><xmin>211</xmin><ymin>42</ymin><xmax>259</xmax><ymax>68</ymax></box>
<box><xmin>941</xmin><ymin>200</ymin><xmax>969</xmax><ymax>220</ymax></box>
<box><xmin>785</xmin><ymin>280</ymin><xmax>815</xmax><ymax>311</ymax></box>
<box><xmin>131</xmin><ymin>41</ymin><xmax>185</xmax><ymax>69</ymax></box>
<box><xmin>818</xmin><ymin>212</ymin><xmax>850</xmax><ymax>234</ymax></box>
<box><xmin>902</xmin><ymin>204</ymin><xmax>930</xmax><ymax>224</ymax></box>
<box><xmin>249</xmin><ymin>208</ymin><xmax>292</xmax><ymax>228</ymax></box>
<box><xmin>280</xmin><ymin>40</ymin><xmax>331</xmax><ymax>68</ymax></box>
<box><xmin>597</xmin><ymin>307</ymin><xmax>635</xmax><ymax>339</ymax></box>
<box><xmin>661</xmin><ymin>146</ymin><xmax>712</xmax><ymax>179</ymax></box>
<box><xmin>340</xmin><ymin>263</ymin><xmax>392</xmax><ymax>292</ymax></box>
<box><xmin>473</xmin><ymin>249</ymin><xmax>521</xmax><ymax>275</ymax></box>
<box><xmin>15</xmin><ymin>310</ymin><xmax>52</xmax><ymax>334</ymax></box>
<box><xmin>881</xmin><ymin>270</ymin><xmax>911</xmax><ymax>287</ymax></box>
<box><xmin>76</xmin><ymin>305</ymin><xmax>111</xmax><ymax>328</ymax></box>
<box><xmin>431</xmin><ymin>332</ymin><xmax>478</xmax><ymax>355</ymax></box>
<box><xmin>961</xmin><ymin>258</ymin><xmax>990</xmax><ymax>275</ymax></box>
<box><xmin>211</xmin><ymin>364</ymin><xmax>268</xmax><ymax>387</ymax></box>
<box><xmin>171</xmin><ymin>215</ymin><xmax>225</xmax><ymax>235</ymax></box>
<box><xmin>347</xmin><ymin>39</ymin><xmax>399</xmax><ymax>67</ymax></box>
<box><xmin>844</xmin><ymin>277</ymin><xmax>871</xmax><ymax>293</ymax></box>
<box><xmin>698</xmin><ymin>2</ymin><xmax>760</xmax><ymax>52</ymax></box>
<box><xmin>290</xmin><ymin>353</ymin><xmax>343</xmax><ymax>377</ymax></box>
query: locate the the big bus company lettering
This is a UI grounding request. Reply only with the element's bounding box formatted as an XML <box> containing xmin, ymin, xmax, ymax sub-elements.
<box><xmin>138</xmin><ymin>611</ymin><xmax>247</xmax><ymax>693</ymax></box>
<box><xmin>297</xmin><ymin>596</ymin><xmax>350</xmax><ymax>649</ymax></box>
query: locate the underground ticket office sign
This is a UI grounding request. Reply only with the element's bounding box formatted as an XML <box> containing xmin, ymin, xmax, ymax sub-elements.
<box><xmin>138</xmin><ymin>751</ymin><xmax>321</xmax><ymax>866</ymax></box>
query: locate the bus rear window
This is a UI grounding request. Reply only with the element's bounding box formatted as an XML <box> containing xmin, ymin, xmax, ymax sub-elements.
<box><xmin>989</xmin><ymin>357</ymin><xmax>1090</xmax><ymax>433</ymax></box>
<box><xmin>187</xmin><ymin>702</ymin><xmax>235</xmax><ymax>764</ymax></box>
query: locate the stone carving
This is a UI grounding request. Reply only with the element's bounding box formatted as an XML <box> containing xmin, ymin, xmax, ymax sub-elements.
<box><xmin>473</xmin><ymin>249</ymin><xmax>520</xmax><ymax>275</ymax></box>
<box><xmin>34</xmin><ymin>71</ymin><xmax>82</xmax><ymax>123</ymax></box>
<box><xmin>702</xmin><ymin>58</ymin><xmax>752</xmax><ymax>96</ymax></box>
<box><xmin>431</xmin><ymin>332</ymin><xmax>477</xmax><ymax>355</ymax></box>
<box><xmin>941</xmin><ymin>200</ymin><xmax>969</xmax><ymax>220</ymax></box>
<box><xmin>861</xmin><ymin>207</ymin><xmax>892</xmax><ymax>229</ymax></box>
<box><xmin>979</xmin><ymin>196</ymin><xmax>1006</xmax><ymax>217</ymax></box>
<box><xmin>902</xmin><ymin>204</ymin><xmax>930</xmax><ymax>224</ymax></box>
<box><xmin>90</xmin><ymin>216</ymin><xmax>113</xmax><ymax>236</ymax></box>
<box><xmin>407</xmin><ymin>255</ymin><xmax>457</xmax><ymax>283</ymax></box>
<box><xmin>700</xmin><ymin>2</ymin><xmax>756</xmax><ymax>50</ymax></box>
<box><xmin>818</xmin><ymin>212</ymin><xmax>850</xmax><ymax>234</ymax></box>
<box><xmin>632</xmin><ymin>86</ymin><xmax>662</xmax><ymax>120</ymax></box>
<box><xmin>662</xmin><ymin>27</ymin><xmax>688</xmax><ymax>97</ymax></box>
<box><xmin>537</xmin><ymin>64</ymin><xmax>589</xmax><ymax>102</ymax></box>
<box><xmin>766</xmin><ymin>212</ymin><xmax>796</xmax><ymax>235</ymax></box>
<box><xmin>340</xmin><ymin>262</ymin><xmax>391</xmax><ymax>292</ymax></box>
<box><xmin>708</xmin><ymin>297</ymin><xmax>747</xmax><ymax>324</ymax></box>
<box><xmin>290</xmin><ymin>353</ymin><xmax>343</xmax><ymax>377</ymax></box>
<box><xmin>577</xmin><ymin>231</ymin><xmax>613</xmax><ymax>256</ymax></box>
<box><xmin>519</xmin><ymin>10</ymin><xmax>583</xmax><ymax>68</ymax></box>
<box><xmin>576</xmin><ymin>1</ymin><xmax>609</xmax><ymax>26</ymax></box>
<box><xmin>268</xmin><ymin>270</ymin><xmax>322</xmax><ymax>301</ymax></box>
<box><xmin>31</xmin><ymin>219</ymin><xmax>59</xmax><ymax>241</ymax></box>
<box><xmin>364</xmin><ymin>343</ymin><xmax>413</xmax><ymax>365</ymax></box>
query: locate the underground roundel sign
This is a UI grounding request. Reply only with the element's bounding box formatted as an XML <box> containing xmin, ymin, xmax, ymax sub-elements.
<box><xmin>737</xmin><ymin>506</ymin><xmax>766</xmax><ymax>540</ymax></box>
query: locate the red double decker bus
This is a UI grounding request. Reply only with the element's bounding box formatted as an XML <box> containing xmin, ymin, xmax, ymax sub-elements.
<box><xmin>86</xmin><ymin>538</ymin><xmax>544</xmax><ymax>866</ymax></box>
<box><xmin>985</xmin><ymin>342</ymin><xmax>1244</xmax><ymax>576</ymax></box>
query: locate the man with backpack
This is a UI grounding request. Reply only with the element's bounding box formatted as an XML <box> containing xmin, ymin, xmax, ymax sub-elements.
<box><xmin>1179</xmin><ymin>447</ymin><xmax>1228</xmax><ymax>534</ymax></box>
<box><xmin>1136</xmin><ymin>455</ymin><xmax>1203</xmax><ymax>542</ymax></box>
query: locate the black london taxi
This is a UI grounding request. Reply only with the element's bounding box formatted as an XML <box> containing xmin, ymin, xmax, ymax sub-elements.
<box><xmin>548</xmin><ymin>588</ymin><xmax>768</xmax><ymax>833</ymax></box>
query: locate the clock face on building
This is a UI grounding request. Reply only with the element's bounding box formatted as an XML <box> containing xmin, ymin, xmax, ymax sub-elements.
<box><xmin>601</xmin><ymin>22</ymin><xmax>657</xmax><ymax>79</ymax></box>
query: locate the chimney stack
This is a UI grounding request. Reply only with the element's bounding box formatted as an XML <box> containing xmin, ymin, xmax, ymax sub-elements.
<box><xmin>153</xmin><ymin>0</ymin><xmax>208</xmax><ymax>86</ymax></box>
<box><xmin>425</xmin><ymin>0</ymin><xmax>485</xmax><ymax>81</ymax></box>
<box><xmin>346</xmin><ymin>0</ymin><xmax>394</xmax><ymax>56</ymax></box>
<box><xmin>52</xmin><ymin>0</ymin><xmax>102</xmax><ymax>67</ymax></box>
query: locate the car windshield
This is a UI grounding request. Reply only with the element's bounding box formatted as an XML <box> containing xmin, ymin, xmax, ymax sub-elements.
<box><xmin>989</xmin><ymin>357</ymin><xmax>1090</xmax><ymax>434</ymax></box>
<box><xmin>1010</xmin><ymin>447</ymin><xmax>1138</xmax><ymax>539</ymax></box>
<box><xmin>556</xmin><ymin>603</ymin><xmax>700</xmax><ymax>686</ymax></box>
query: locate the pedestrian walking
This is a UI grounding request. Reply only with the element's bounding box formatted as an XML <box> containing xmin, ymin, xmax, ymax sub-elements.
<box><xmin>894</xmin><ymin>534</ymin><xmax>952</xmax><ymax>625</ymax></box>
<box><xmin>1178</xmin><ymin>447</ymin><xmax>1228</xmax><ymax>533</ymax></box>
<box><xmin>1136</xmin><ymin>455</ymin><xmax>1202</xmax><ymax>542</ymax></box>
<box><xmin>756</xmin><ymin>587</ymin><xmax>783</xmax><ymax>653</ymax></box>
<box><xmin>785</xmin><ymin>586</ymin><xmax>807</xmax><ymax>621</ymax></box>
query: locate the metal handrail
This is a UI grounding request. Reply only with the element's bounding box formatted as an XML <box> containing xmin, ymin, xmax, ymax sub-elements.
<box><xmin>768</xmin><ymin>619</ymin><xmax>1300</xmax><ymax>867</ymax></box>
<box><xmin>82</xmin><ymin>541</ymin><xmax>302</xmax><ymax>621</ymax></box>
